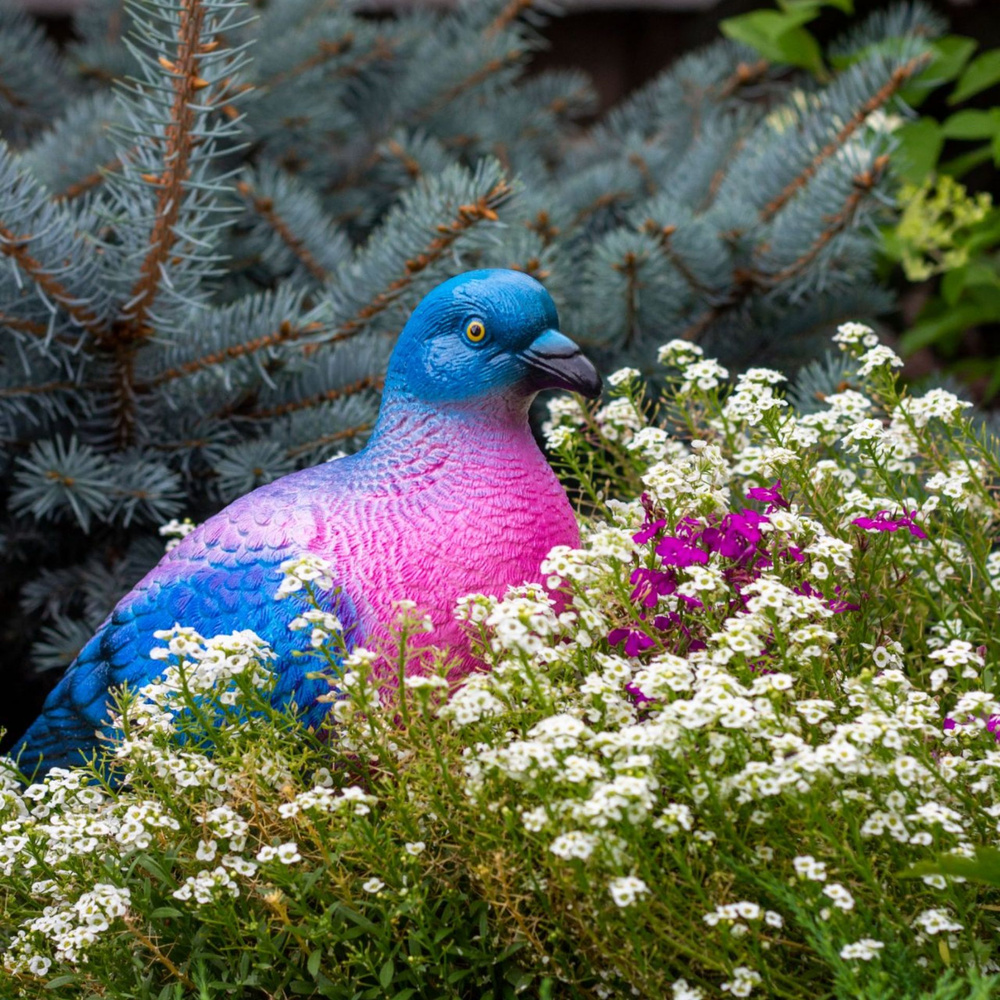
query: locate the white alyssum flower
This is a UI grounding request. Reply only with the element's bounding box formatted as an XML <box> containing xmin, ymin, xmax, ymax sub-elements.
<box><xmin>856</xmin><ymin>344</ymin><xmax>903</xmax><ymax>377</ymax></box>
<box><xmin>840</xmin><ymin>938</ymin><xmax>885</xmax><ymax>961</ymax></box>
<box><xmin>913</xmin><ymin>908</ymin><xmax>963</xmax><ymax>935</ymax></box>
<box><xmin>607</xmin><ymin>876</ymin><xmax>650</xmax><ymax>908</ymax></box>
<box><xmin>721</xmin><ymin>966</ymin><xmax>762</xmax><ymax>997</ymax></box>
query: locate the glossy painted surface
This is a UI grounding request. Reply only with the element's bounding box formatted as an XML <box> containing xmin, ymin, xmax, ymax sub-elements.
<box><xmin>15</xmin><ymin>270</ymin><xmax>600</xmax><ymax>773</ymax></box>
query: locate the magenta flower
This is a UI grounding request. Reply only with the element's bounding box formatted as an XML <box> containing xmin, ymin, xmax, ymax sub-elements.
<box><xmin>608</xmin><ymin>627</ymin><xmax>656</xmax><ymax>656</ymax></box>
<box><xmin>748</xmin><ymin>480</ymin><xmax>789</xmax><ymax>510</ymax></box>
<box><xmin>629</xmin><ymin>566</ymin><xmax>677</xmax><ymax>609</ymax></box>
<box><xmin>656</xmin><ymin>535</ymin><xmax>709</xmax><ymax>568</ymax></box>
<box><xmin>852</xmin><ymin>509</ymin><xmax>927</xmax><ymax>540</ymax></box>
<box><xmin>633</xmin><ymin>518</ymin><xmax>666</xmax><ymax>545</ymax></box>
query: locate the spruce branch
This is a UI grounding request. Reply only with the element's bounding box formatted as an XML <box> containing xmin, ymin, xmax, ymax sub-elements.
<box><xmin>0</xmin><ymin>222</ymin><xmax>103</xmax><ymax>336</ymax></box>
<box><xmin>641</xmin><ymin>220</ymin><xmax>710</xmax><ymax>296</ymax></box>
<box><xmin>760</xmin><ymin>52</ymin><xmax>930</xmax><ymax>222</ymax></box>
<box><xmin>121</xmin><ymin>0</ymin><xmax>211</xmax><ymax>340</ymax></box>
<box><xmin>284</xmin><ymin>421</ymin><xmax>374</xmax><ymax>460</ymax></box>
<box><xmin>715</xmin><ymin>58</ymin><xmax>770</xmax><ymax>100</ymax></box>
<box><xmin>485</xmin><ymin>0</ymin><xmax>539</xmax><ymax>36</ymax></box>
<box><xmin>55</xmin><ymin>155</ymin><xmax>125</xmax><ymax>202</ymax></box>
<box><xmin>755</xmin><ymin>154</ymin><xmax>890</xmax><ymax>287</ymax></box>
<box><xmin>236</xmin><ymin>179</ymin><xmax>330</xmax><ymax>284</ymax></box>
<box><xmin>246</xmin><ymin>375</ymin><xmax>382</xmax><ymax>421</ymax></box>
<box><xmin>325</xmin><ymin>174</ymin><xmax>514</xmax><ymax>346</ymax></box>
<box><xmin>412</xmin><ymin>50</ymin><xmax>525</xmax><ymax>124</ymax></box>
<box><xmin>144</xmin><ymin>319</ymin><xmax>322</xmax><ymax>388</ymax></box>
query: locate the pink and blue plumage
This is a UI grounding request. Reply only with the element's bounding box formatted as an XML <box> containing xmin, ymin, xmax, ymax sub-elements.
<box><xmin>14</xmin><ymin>269</ymin><xmax>602</xmax><ymax>774</ymax></box>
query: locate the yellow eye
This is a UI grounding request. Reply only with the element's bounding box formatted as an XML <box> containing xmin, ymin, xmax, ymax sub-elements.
<box><xmin>465</xmin><ymin>320</ymin><xmax>486</xmax><ymax>343</ymax></box>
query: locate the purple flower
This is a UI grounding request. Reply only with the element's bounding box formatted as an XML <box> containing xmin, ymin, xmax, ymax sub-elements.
<box><xmin>656</xmin><ymin>535</ymin><xmax>709</xmax><ymax>568</ymax></box>
<box><xmin>852</xmin><ymin>509</ymin><xmax>927</xmax><ymax>540</ymax></box>
<box><xmin>633</xmin><ymin>519</ymin><xmax>666</xmax><ymax>545</ymax></box>
<box><xmin>943</xmin><ymin>717</ymin><xmax>957</xmax><ymax>731</ymax></box>
<box><xmin>629</xmin><ymin>566</ymin><xmax>677</xmax><ymax>609</ymax></box>
<box><xmin>701</xmin><ymin>510</ymin><xmax>767</xmax><ymax>560</ymax></box>
<box><xmin>608</xmin><ymin>627</ymin><xmax>656</xmax><ymax>657</ymax></box>
<box><xmin>748</xmin><ymin>480</ymin><xmax>789</xmax><ymax>510</ymax></box>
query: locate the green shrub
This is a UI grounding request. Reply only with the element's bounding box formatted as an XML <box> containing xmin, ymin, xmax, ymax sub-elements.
<box><xmin>3</xmin><ymin>322</ymin><xmax>999</xmax><ymax>998</ymax></box>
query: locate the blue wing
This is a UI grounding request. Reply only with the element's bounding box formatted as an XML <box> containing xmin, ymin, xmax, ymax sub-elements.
<box><xmin>14</xmin><ymin>482</ymin><xmax>358</xmax><ymax>775</ymax></box>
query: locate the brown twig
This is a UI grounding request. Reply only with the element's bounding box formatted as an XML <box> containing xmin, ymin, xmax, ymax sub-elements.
<box><xmin>715</xmin><ymin>59</ymin><xmax>770</xmax><ymax>100</ymax></box>
<box><xmin>757</xmin><ymin>155</ymin><xmax>890</xmax><ymax>286</ymax></box>
<box><xmin>613</xmin><ymin>251</ymin><xmax>641</xmax><ymax>349</ymax></box>
<box><xmin>384</xmin><ymin>138</ymin><xmax>422</xmax><ymax>180</ymax></box>
<box><xmin>0</xmin><ymin>379</ymin><xmax>76</xmax><ymax>398</ymax></box>
<box><xmin>485</xmin><ymin>0</ymin><xmax>535</xmax><ymax>36</ymax></box>
<box><xmin>54</xmin><ymin>155</ymin><xmax>125</xmax><ymax>202</ymax></box>
<box><xmin>121</xmin><ymin>0</ymin><xmax>210</xmax><ymax>340</ymax></box>
<box><xmin>247</xmin><ymin>374</ymin><xmax>381</xmax><ymax>421</ymax></box>
<box><xmin>760</xmin><ymin>53</ymin><xmax>929</xmax><ymax>222</ymax></box>
<box><xmin>237</xmin><ymin>180</ymin><xmax>329</xmax><ymax>283</ymax></box>
<box><xmin>125</xmin><ymin>917</ymin><xmax>196</xmax><ymax>990</ymax></box>
<box><xmin>642</xmin><ymin>219</ymin><xmax>709</xmax><ymax>295</ymax></box>
<box><xmin>413</xmin><ymin>50</ymin><xmax>524</xmax><ymax>123</ymax></box>
<box><xmin>0</xmin><ymin>224</ymin><xmax>103</xmax><ymax>334</ymax></box>
<box><xmin>144</xmin><ymin>320</ymin><xmax>322</xmax><ymax>388</ymax></box>
<box><xmin>324</xmin><ymin>178</ymin><xmax>513</xmax><ymax>345</ymax></box>
<box><xmin>285</xmin><ymin>421</ymin><xmax>373</xmax><ymax>459</ymax></box>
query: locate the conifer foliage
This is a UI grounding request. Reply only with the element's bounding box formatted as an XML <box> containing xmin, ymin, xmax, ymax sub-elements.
<box><xmin>0</xmin><ymin>0</ymin><xmax>942</xmax><ymax>688</ymax></box>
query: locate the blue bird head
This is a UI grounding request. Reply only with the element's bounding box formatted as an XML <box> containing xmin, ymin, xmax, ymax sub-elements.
<box><xmin>385</xmin><ymin>269</ymin><xmax>602</xmax><ymax>407</ymax></box>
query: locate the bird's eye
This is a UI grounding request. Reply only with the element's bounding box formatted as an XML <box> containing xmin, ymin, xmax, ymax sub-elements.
<box><xmin>465</xmin><ymin>319</ymin><xmax>487</xmax><ymax>344</ymax></box>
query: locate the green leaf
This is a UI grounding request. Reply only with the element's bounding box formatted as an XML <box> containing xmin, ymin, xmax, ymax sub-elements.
<box><xmin>983</xmin><ymin>360</ymin><xmax>1000</xmax><ymax>401</ymax></box>
<box><xmin>950</xmin><ymin>49</ymin><xmax>1000</xmax><ymax>104</ymax></box>
<box><xmin>899</xmin><ymin>846</ymin><xmax>1000</xmax><ymax>887</ymax></box>
<box><xmin>900</xmin><ymin>296</ymin><xmax>1000</xmax><ymax>353</ymax></box>
<box><xmin>720</xmin><ymin>10</ymin><xmax>824</xmax><ymax>75</ymax></box>
<box><xmin>922</xmin><ymin>36</ymin><xmax>977</xmax><ymax>87</ymax></box>
<box><xmin>941</xmin><ymin>264</ymin><xmax>968</xmax><ymax>306</ymax></box>
<box><xmin>150</xmin><ymin>906</ymin><xmax>184</xmax><ymax>919</ymax></box>
<box><xmin>894</xmin><ymin>118</ymin><xmax>944</xmax><ymax>183</ymax></box>
<box><xmin>379</xmin><ymin>959</ymin><xmax>395</xmax><ymax>989</ymax></box>
<box><xmin>940</xmin><ymin>143</ymin><xmax>994</xmax><ymax>178</ymax></box>
<box><xmin>941</xmin><ymin>109</ymin><xmax>1000</xmax><ymax>140</ymax></box>
<box><xmin>307</xmin><ymin>949</ymin><xmax>322</xmax><ymax>979</ymax></box>
<box><xmin>45</xmin><ymin>976</ymin><xmax>80</xmax><ymax>990</ymax></box>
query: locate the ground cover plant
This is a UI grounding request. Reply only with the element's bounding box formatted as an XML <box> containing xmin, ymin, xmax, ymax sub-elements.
<box><xmin>2</xmin><ymin>323</ymin><xmax>999</xmax><ymax>999</ymax></box>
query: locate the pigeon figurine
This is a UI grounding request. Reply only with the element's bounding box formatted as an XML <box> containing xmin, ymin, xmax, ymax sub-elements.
<box><xmin>14</xmin><ymin>269</ymin><xmax>602</xmax><ymax>773</ymax></box>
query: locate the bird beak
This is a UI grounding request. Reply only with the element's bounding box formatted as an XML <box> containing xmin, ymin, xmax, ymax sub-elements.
<box><xmin>520</xmin><ymin>330</ymin><xmax>602</xmax><ymax>399</ymax></box>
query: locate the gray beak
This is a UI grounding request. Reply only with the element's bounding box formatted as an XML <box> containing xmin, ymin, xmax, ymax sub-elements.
<box><xmin>520</xmin><ymin>329</ymin><xmax>602</xmax><ymax>399</ymax></box>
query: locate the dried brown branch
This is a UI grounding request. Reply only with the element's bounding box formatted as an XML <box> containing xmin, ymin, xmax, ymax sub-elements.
<box><xmin>760</xmin><ymin>53</ymin><xmax>930</xmax><ymax>222</ymax></box>
<box><xmin>237</xmin><ymin>179</ymin><xmax>329</xmax><ymax>283</ymax></box>
<box><xmin>248</xmin><ymin>374</ymin><xmax>381</xmax><ymax>421</ymax></box>
<box><xmin>0</xmin><ymin>311</ymin><xmax>48</xmax><ymax>338</ymax></box>
<box><xmin>384</xmin><ymin>138</ymin><xmax>422</xmax><ymax>180</ymax></box>
<box><xmin>145</xmin><ymin>320</ymin><xmax>323</xmax><ymax>388</ymax></box>
<box><xmin>0</xmin><ymin>224</ymin><xmax>103</xmax><ymax>334</ymax></box>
